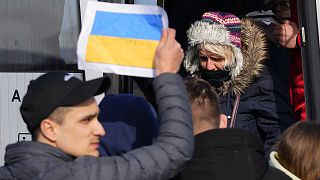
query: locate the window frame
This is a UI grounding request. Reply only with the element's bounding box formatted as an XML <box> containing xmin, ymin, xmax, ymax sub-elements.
<box><xmin>298</xmin><ymin>0</ymin><xmax>320</xmax><ymax>121</ymax></box>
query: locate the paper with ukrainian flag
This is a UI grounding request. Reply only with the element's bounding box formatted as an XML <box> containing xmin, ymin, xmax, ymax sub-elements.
<box><xmin>77</xmin><ymin>2</ymin><xmax>168</xmax><ymax>78</ymax></box>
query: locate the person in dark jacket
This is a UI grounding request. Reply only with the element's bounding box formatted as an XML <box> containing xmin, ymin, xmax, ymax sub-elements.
<box><xmin>184</xmin><ymin>11</ymin><xmax>294</xmax><ymax>154</ymax></box>
<box><xmin>270</xmin><ymin>0</ymin><xmax>306</xmax><ymax>121</ymax></box>
<box><xmin>0</xmin><ymin>28</ymin><xmax>194</xmax><ymax>180</ymax></box>
<box><xmin>98</xmin><ymin>94</ymin><xmax>159</xmax><ymax>156</ymax></box>
<box><xmin>172</xmin><ymin>77</ymin><xmax>290</xmax><ymax>180</ymax></box>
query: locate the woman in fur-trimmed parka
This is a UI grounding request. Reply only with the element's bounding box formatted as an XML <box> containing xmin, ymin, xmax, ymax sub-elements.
<box><xmin>184</xmin><ymin>11</ymin><xmax>294</xmax><ymax>154</ymax></box>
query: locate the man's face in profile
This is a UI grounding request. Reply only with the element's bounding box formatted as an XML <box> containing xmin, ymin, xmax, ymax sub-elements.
<box><xmin>54</xmin><ymin>98</ymin><xmax>105</xmax><ymax>157</ymax></box>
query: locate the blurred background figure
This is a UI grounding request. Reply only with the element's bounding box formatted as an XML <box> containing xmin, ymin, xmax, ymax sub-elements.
<box><xmin>270</xmin><ymin>0</ymin><xmax>306</xmax><ymax>121</ymax></box>
<box><xmin>269</xmin><ymin>121</ymin><xmax>320</xmax><ymax>180</ymax></box>
<box><xmin>98</xmin><ymin>94</ymin><xmax>159</xmax><ymax>156</ymax></box>
<box><xmin>264</xmin><ymin>0</ymin><xmax>291</xmax><ymax>19</ymax></box>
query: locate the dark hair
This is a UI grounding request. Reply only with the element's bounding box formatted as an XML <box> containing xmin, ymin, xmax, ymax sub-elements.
<box><xmin>276</xmin><ymin>121</ymin><xmax>320</xmax><ymax>180</ymax></box>
<box><xmin>184</xmin><ymin>77</ymin><xmax>221</xmax><ymax>128</ymax></box>
<box><xmin>32</xmin><ymin>106</ymin><xmax>71</xmax><ymax>140</ymax></box>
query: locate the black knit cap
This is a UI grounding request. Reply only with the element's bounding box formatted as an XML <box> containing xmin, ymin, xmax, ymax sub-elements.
<box><xmin>20</xmin><ymin>71</ymin><xmax>111</xmax><ymax>133</ymax></box>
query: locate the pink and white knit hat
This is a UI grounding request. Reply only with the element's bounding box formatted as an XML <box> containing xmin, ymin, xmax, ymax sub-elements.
<box><xmin>184</xmin><ymin>11</ymin><xmax>243</xmax><ymax>78</ymax></box>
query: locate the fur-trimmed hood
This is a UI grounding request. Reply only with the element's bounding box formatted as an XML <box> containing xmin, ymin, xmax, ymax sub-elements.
<box><xmin>184</xmin><ymin>18</ymin><xmax>267</xmax><ymax>96</ymax></box>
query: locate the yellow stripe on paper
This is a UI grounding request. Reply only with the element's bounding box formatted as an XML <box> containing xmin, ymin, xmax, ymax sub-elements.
<box><xmin>86</xmin><ymin>35</ymin><xmax>159</xmax><ymax>68</ymax></box>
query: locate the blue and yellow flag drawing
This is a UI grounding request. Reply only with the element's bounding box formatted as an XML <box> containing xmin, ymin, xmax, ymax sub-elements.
<box><xmin>77</xmin><ymin>2</ymin><xmax>168</xmax><ymax>77</ymax></box>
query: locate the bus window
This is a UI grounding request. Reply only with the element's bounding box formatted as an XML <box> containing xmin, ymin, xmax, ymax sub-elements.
<box><xmin>0</xmin><ymin>0</ymin><xmax>80</xmax><ymax>72</ymax></box>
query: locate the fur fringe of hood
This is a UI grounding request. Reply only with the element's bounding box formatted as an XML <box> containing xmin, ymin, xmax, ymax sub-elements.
<box><xmin>185</xmin><ymin>22</ymin><xmax>243</xmax><ymax>78</ymax></box>
<box><xmin>184</xmin><ymin>18</ymin><xmax>267</xmax><ymax>96</ymax></box>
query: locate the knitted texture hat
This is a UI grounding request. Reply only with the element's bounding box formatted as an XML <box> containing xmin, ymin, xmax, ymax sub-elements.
<box><xmin>184</xmin><ymin>11</ymin><xmax>243</xmax><ymax>78</ymax></box>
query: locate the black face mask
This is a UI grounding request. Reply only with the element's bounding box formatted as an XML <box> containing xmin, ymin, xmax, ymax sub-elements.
<box><xmin>200</xmin><ymin>69</ymin><xmax>231</xmax><ymax>87</ymax></box>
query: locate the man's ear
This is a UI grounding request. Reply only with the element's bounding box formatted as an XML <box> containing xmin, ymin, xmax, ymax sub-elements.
<box><xmin>219</xmin><ymin>114</ymin><xmax>227</xmax><ymax>128</ymax></box>
<box><xmin>39</xmin><ymin>119</ymin><xmax>58</xmax><ymax>142</ymax></box>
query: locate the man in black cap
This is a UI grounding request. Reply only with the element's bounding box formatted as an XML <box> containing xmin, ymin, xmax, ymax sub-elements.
<box><xmin>0</xmin><ymin>28</ymin><xmax>194</xmax><ymax>180</ymax></box>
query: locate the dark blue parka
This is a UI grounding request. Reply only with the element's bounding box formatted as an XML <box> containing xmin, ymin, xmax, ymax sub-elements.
<box><xmin>219</xmin><ymin>65</ymin><xmax>294</xmax><ymax>153</ymax></box>
<box><xmin>184</xmin><ymin>18</ymin><xmax>294</xmax><ymax>154</ymax></box>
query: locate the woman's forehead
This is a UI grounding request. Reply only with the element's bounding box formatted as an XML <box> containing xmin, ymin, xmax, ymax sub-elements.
<box><xmin>197</xmin><ymin>44</ymin><xmax>233</xmax><ymax>56</ymax></box>
<box><xmin>198</xmin><ymin>48</ymin><xmax>223</xmax><ymax>57</ymax></box>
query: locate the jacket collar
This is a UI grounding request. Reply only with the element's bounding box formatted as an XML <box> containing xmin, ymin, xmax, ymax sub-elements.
<box><xmin>194</xmin><ymin>128</ymin><xmax>265</xmax><ymax>156</ymax></box>
<box><xmin>190</xmin><ymin>128</ymin><xmax>269</xmax><ymax>179</ymax></box>
<box><xmin>269</xmin><ymin>151</ymin><xmax>301</xmax><ymax>180</ymax></box>
<box><xmin>4</xmin><ymin>141</ymin><xmax>74</xmax><ymax>165</ymax></box>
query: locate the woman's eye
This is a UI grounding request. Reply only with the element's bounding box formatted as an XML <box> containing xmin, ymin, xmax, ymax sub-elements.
<box><xmin>210</xmin><ymin>57</ymin><xmax>224</xmax><ymax>62</ymax></box>
<box><xmin>199</xmin><ymin>56</ymin><xmax>207</xmax><ymax>61</ymax></box>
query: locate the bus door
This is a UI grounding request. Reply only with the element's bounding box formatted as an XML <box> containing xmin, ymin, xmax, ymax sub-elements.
<box><xmin>298</xmin><ymin>0</ymin><xmax>320</xmax><ymax>121</ymax></box>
